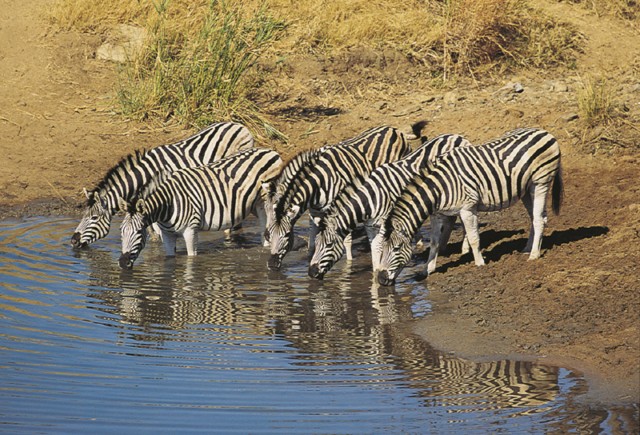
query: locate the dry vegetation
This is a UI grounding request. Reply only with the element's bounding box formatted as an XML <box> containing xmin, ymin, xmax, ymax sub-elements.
<box><xmin>49</xmin><ymin>0</ymin><xmax>586</xmax><ymax>133</ymax></box>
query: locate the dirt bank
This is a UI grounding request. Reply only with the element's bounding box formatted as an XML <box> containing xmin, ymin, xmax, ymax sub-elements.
<box><xmin>0</xmin><ymin>0</ymin><xmax>638</xmax><ymax>405</ymax></box>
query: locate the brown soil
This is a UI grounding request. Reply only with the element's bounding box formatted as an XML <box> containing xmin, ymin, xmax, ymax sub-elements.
<box><xmin>1</xmin><ymin>0</ymin><xmax>638</xmax><ymax>405</ymax></box>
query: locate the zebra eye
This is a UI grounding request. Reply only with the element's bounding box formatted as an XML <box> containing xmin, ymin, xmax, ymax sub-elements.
<box><xmin>90</xmin><ymin>215</ymin><xmax>100</xmax><ymax>222</ymax></box>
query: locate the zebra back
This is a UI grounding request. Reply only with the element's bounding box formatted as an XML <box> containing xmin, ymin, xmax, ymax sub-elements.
<box><xmin>322</xmin><ymin>134</ymin><xmax>473</xmax><ymax>239</ymax></box>
<box><xmin>274</xmin><ymin>125</ymin><xmax>418</xmax><ymax>222</ymax></box>
<box><xmin>386</xmin><ymin>128</ymin><xmax>561</xmax><ymax>237</ymax></box>
<box><xmin>72</xmin><ymin>122</ymin><xmax>254</xmax><ymax>248</ymax></box>
<box><xmin>142</xmin><ymin>147</ymin><xmax>282</xmax><ymax>232</ymax></box>
<box><xmin>95</xmin><ymin>122</ymin><xmax>254</xmax><ymax>211</ymax></box>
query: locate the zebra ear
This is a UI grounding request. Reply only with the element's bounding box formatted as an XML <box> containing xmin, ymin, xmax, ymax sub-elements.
<box><xmin>261</xmin><ymin>181</ymin><xmax>274</xmax><ymax>198</ymax></box>
<box><xmin>287</xmin><ymin>204</ymin><xmax>300</xmax><ymax>219</ymax></box>
<box><xmin>135</xmin><ymin>198</ymin><xmax>147</xmax><ymax>215</ymax></box>
<box><xmin>82</xmin><ymin>188</ymin><xmax>92</xmax><ymax>200</ymax></box>
<box><xmin>117</xmin><ymin>197</ymin><xmax>129</xmax><ymax>213</ymax></box>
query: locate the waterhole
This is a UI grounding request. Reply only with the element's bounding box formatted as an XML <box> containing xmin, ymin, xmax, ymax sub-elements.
<box><xmin>0</xmin><ymin>217</ymin><xmax>637</xmax><ymax>433</ymax></box>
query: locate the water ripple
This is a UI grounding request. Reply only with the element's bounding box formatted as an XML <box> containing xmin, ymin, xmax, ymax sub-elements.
<box><xmin>0</xmin><ymin>217</ymin><xmax>637</xmax><ymax>434</ymax></box>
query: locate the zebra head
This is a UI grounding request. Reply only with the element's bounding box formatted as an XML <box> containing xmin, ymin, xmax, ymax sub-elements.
<box><xmin>118</xmin><ymin>198</ymin><xmax>150</xmax><ymax>269</ymax></box>
<box><xmin>266</xmin><ymin>204</ymin><xmax>299</xmax><ymax>270</ymax></box>
<box><xmin>308</xmin><ymin>218</ymin><xmax>344</xmax><ymax>280</ymax></box>
<box><xmin>71</xmin><ymin>188</ymin><xmax>112</xmax><ymax>248</ymax></box>
<box><xmin>374</xmin><ymin>224</ymin><xmax>413</xmax><ymax>286</ymax></box>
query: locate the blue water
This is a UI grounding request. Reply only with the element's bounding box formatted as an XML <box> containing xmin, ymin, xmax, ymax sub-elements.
<box><xmin>0</xmin><ymin>217</ymin><xmax>637</xmax><ymax>434</ymax></box>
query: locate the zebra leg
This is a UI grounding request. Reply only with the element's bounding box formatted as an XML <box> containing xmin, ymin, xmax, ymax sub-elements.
<box><xmin>149</xmin><ymin>223</ymin><xmax>162</xmax><ymax>242</ymax></box>
<box><xmin>438</xmin><ymin>215</ymin><xmax>457</xmax><ymax>254</ymax></box>
<box><xmin>459</xmin><ymin>209</ymin><xmax>485</xmax><ymax>266</ymax></box>
<box><xmin>183</xmin><ymin>228</ymin><xmax>199</xmax><ymax>256</ymax></box>
<box><xmin>344</xmin><ymin>233</ymin><xmax>353</xmax><ymax>261</ymax></box>
<box><xmin>425</xmin><ymin>214</ymin><xmax>444</xmax><ymax>274</ymax></box>
<box><xmin>460</xmin><ymin>225</ymin><xmax>470</xmax><ymax>255</ymax></box>
<box><xmin>161</xmin><ymin>231</ymin><xmax>178</xmax><ymax>257</ymax></box>
<box><xmin>528</xmin><ymin>183</ymin><xmax>550</xmax><ymax>260</ymax></box>
<box><xmin>255</xmin><ymin>202</ymin><xmax>269</xmax><ymax>247</ymax></box>
<box><xmin>521</xmin><ymin>192</ymin><xmax>535</xmax><ymax>253</ymax></box>
<box><xmin>308</xmin><ymin>215</ymin><xmax>319</xmax><ymax>259</ymax></box>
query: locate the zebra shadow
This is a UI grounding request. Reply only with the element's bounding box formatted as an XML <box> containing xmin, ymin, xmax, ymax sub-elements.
<box><xmin>483</xmin><ymin>225</ymin><xmax>609</xmax><ymax>263</ymax></box>
<box><xmin>411</xmin><ymin>226</ymin><xmax>608</xmax><ymax>279</ymax></box>
<box><xmin>412</xmin><ymin>229</ymin><xmax>524</xmax><ymax>278</ymax></box>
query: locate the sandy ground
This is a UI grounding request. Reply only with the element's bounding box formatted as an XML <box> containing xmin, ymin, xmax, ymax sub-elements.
<box><xmin>0</xmin><ymin>0</ymin><xmax>638</xmax><ymax>405</ymax></box>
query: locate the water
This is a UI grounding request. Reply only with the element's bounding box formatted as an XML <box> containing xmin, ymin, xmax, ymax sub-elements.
<box><xmin>0</xmin><ymin>217</ymin><xmax>637</xmax><ymax>434</ymax></box>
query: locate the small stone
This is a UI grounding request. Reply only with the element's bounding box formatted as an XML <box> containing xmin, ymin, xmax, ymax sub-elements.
<box><xmin>513</xmin><ymin>83</ymin><xmax>524</xmax><ymax>93</ymax></box>
<box><xmin>562</xmin><ymin>113</ymin><xmax>579</xmax><ymax>122</ymax></box>
<box><xmin>443</xmin><ymin>91</ymin><xmax>457</xmax><ymax>105</ymax></box>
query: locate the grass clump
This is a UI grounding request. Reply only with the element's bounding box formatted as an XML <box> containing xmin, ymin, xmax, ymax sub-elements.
<box><xmin>116</xmin><ymin>0</ymin><xmax>286</xmax><ymax>137</ymax></box>
<box><xmin>556</xmin><ymin>0</ymin><xmax>639</xmax><ymax>22</ymax></box>
<box><xmin>577</xmin><ymin>75</ymin><xmax>614</xmax><ymax>126</ymax></box>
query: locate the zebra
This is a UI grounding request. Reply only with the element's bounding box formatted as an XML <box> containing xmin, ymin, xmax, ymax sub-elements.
<box><xmin>118</xmin><ymin>147</ymin><xmax>282</xmax><ymax>269</ymax></box>
<box><xmin>374</xmin><ymin>127</ymin><xmax>564</xmax><ymax>286</ymax></box>
<box><xmin>308</xmin><ymin>134</ymin><xmax>473</xmax><ymax>279</ymax></box>
<box><xmin>71</xmin><ymin>121</ymin><xmax>254</xmax><ymax>248</ymax></box>
<box><xmin>266</xmin><ymin>122</ymin><xmax>426</xmax><ymax>270</ymax></box>
<box><xmin>260</xmin><ymin>146</ymin><xmax>331</xmax><ymax>247</ymax></box>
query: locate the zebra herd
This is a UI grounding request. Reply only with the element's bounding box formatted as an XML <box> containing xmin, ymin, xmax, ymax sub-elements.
<box><xmin>71</xmin><ymin>121</ymin><xmax>563</xmax><ymax>286</ymax></box>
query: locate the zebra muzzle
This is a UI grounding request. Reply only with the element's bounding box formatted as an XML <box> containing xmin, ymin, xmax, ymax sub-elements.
<box><xmin>119</xmin><ymin>252</ymin><xmax>135</xmax><ymax>269</ymax></box>
<box><xmin>377</xmin><ymin>269</ymin><xmax>396</xmax><ymax>287</ymax></box>
<box><xmin>71</xmin><ymin>232</ymin><xmax>86</xmax><ymax>248</ymax></box>
<box><xmin>267</xmin><ymin>254</ymin><xmax>282</xmax><ymax>270</ymax></box>
<box><xmin>308</xmin><ymin>263</ymin><xmax>324</xmax><ymax>280</ymax></box>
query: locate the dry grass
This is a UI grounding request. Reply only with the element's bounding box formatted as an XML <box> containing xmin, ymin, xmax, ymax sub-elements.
<box><xmin>577</xmin><ymin>75</ymin><xmax>614</xmax><ymax>126</ymax></box>
<box><xmin>49</xmin><ymin>0</ymin><xmax>584</xmax><ymax>127</ymax></box>
<box><xmin>556</xmin><ymin>0</ymin><xmax>639</xmax><ymax>22</ymax></box>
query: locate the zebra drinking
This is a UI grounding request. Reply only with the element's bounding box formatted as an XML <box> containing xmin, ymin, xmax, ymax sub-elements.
<box><xmin>118</xmin><ymin>148</ymin><xmax>282</xmax><ymax>269</ymax></box>
<box><xmin>72</xmin><ymin>122</ymin><xmax>254</xmax><ymax>248</ymax></box>
<box><xmin>375</xmin><ymin>128</ymin><xmax>564</xmax><ymax>286</ymax></box>
<box><xmin>266</xmin><ymin>122</ymin><xmax>426</xmax><ymax>270</ymax></box>
<box><xmin>308</xmin><ymin>134</ymin><xmax>472</xmax><ymax>279</ymax></box>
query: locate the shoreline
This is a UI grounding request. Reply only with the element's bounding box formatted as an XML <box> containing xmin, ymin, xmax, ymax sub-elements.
<box><xmin>3</xmin><ymin>196</ymin><xmax>639</xmax><ymax>407</ymax></box>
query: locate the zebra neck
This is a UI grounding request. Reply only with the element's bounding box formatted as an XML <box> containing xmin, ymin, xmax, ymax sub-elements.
<box><xmin>96</xmin><ymin>150</ymin><xmax>159</xmax><ymax>214</ymax></box>
<box><xmin>145</xmin><ymin>187</ymin><xmax>174</xmax><ymax>224</ymax></box>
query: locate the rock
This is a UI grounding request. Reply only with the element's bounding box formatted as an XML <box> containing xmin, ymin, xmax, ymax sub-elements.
<box><xmin>96</xmin><ymin>24</ymin><xmax>146</xmax><ymax>63</ymax></box>
<box><xmin>561</xmin><ymin>113</ymin><xmax>579</xmax><ymax>122</ymax></box>
<box><xmin>548</xmin><ymin>81</ymin><xmax>569</xmax><ymax>92</ymax></box>
<box><xmin>513</xmin><ymin>82</ymin><xmax>524</xmax><ymax>93</ymax></box>
<box><xmin>443</xmin><ymin>91</ymin><xmax>457</xmax><ymax>105</ymax></box>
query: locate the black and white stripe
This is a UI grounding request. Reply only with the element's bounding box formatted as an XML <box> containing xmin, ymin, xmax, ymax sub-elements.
<box><xmin>375</xmin><ymin>128</ymin><xmax>563</xmax><ymax>285</ymax></box>
<box><xmin>72</xmin><ymin>122</ymin><xmax>254</xmax><ymax>248</ymax></box>
<box><xmin>308</xmin><ymin>134</ymin><xmax>472</xmax><ymax>279</ymax></box>
<box><xmin>118</xmin><ymin>148</ymin><xmax>282</xmax><ymax>269</ymax></box>
<box><xmin>266</xmin><ymin>122</ymin><xmax>426</xmax><ymax>270</ymax></box>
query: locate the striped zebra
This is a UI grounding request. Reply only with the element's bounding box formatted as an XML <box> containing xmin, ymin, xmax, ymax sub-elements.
<box><xmin>260</xmin><ymin>146</ymin><xmax>331</xmax><ymax>246</ymax></box>
<box><xmin>71</xmin><ymin>121</ymin><xmax>254</xmax><ymax>248</ymax></box>
<box><xmin>118</xmin><ymin>148</ymin><xmax>282</xmax><ymax>269</ymax></box>
<box><xmin>308</xmin><ymin>134</ymin><xmax>473</xmax><ymax>279</ymax></box>
<box><xmin>375</xmin><ymin>128</ymin><xmax>564</xmax><ymax>286</ymax></box>
<box><xmin>266</xmin><ymin>122</ymin><xmax>426</xmax><ymax>270</ymax></box>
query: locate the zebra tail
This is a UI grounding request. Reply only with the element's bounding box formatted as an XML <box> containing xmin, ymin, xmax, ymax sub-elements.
<box><xmin>408</xmin><ymin>120</ymin><xmax>429</xmax><ymax>141</ymax></box>
<box><xmin>552</xmin><ymin>166</ymin><xmax>564</xmax><ymax>216</ymax></box>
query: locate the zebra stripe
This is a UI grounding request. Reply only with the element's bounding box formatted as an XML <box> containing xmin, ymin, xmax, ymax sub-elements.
<box><xmin>308</xmin><ymin>134</ymin><xmax>472</xmax><ymax>279</ymax></box>
<box><xmin>266</xmin><ymin>122</ymin><xmax>425</xmax><ymax>270</ymax></box>
<box><xmin>375</xmin><ymin>128</ymin><xmax>563</xmax><ymax>285</ymax></box>
<box><xmin>72</xmin><ymin>122</ymin><xmax>254</xmax><ymax>248</ymax></box>
<box><xmin>118</xmin><ymin>147</ymin><xmax>282</xmax><ymax>269</ymax></box>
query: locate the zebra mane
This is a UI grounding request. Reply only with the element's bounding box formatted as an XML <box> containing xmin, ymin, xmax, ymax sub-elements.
<box><xmin>273</xmin><ymin>148</ymin><xmax>324</xmax><ymax>218</ymax></box>
<box><xmin>87</xmin><ymin>149</ymin><xmax>150</xmax><ymax>206</ymax></box>
<box><xmin>318</xmin><ymin>181</ymin><xmax>360</xmax><ymax>232</ymax></box>
<box><xmin>383</xmin><ymin>167</ymin><xmax>433</xmax><ymax>238</ymax></box>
